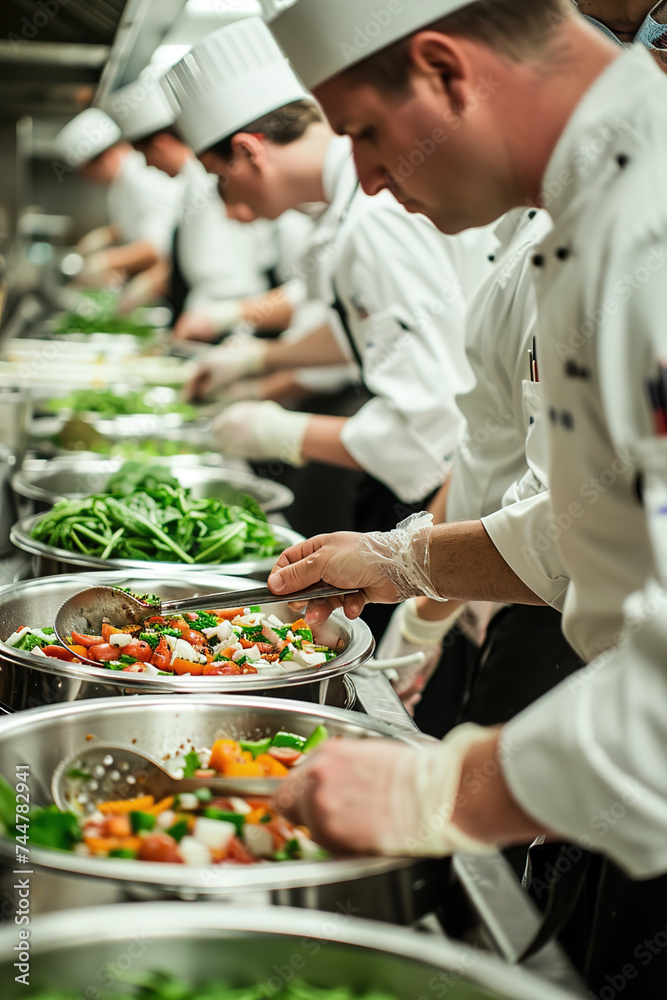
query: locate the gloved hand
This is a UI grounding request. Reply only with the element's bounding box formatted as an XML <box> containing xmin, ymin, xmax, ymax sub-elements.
<box><xmin>174</xmin><ymin>300</ymin><xmax>243</xmax><ymax>342</ymax></box>
<box><xmin>76</xmin><ymin>225</ymin><xmax>114</xmax><ymax>256</ymax></box>
<box><xmin>269</xmin><ymin>512</ymin><xmax>446</xmax><ymax>624</ymax></box>
<box><xmin>77</xmin><ymin>250</ymin><xmax>115</xmax><ymax>286</ymax></box>
<box><xmin>118</xmin><ymin>271</ymin><xmax>156</xmax><ymax>314</ymax></box>
<box><xmin>376</xmin><ymin>599</ymin><xmax>465</xmax><ymax>713</ymax></box>
<box><xmin>213</xmin><ymin>401</ymin><xmax>311</xmax><ymax>466</ymax></box>
<box><xmin>273</xmin><ymin>725</ymin><xmax>497</xmax><ymax>857</ymax></box>
<box><xmin>186</xmin><ymin>339</ymin><xmax>268</xmax><ymax>401</ymax></box>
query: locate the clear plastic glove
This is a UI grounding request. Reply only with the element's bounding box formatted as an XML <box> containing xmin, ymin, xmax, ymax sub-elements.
<box><xmin>185</xmin><ymin>338</ymin><xmax>267</xmax><ymax>401</ymax></box>
<box><xmin>118</xmin><ymin>271</ymin><xmax>156</xmax><ymax>314</ymax></box>
<box><xmin>273</xmin><ymin>725</ymin><xmax>497</xmax><ymax>857</ymax></box>
<box><xmin>174</xmin><ymin>300</ymin><xmax>242</xmax><ymax>342</ymax></box>
<box><xmin>213</xmin><ymin>401</ymin><xmax>311</xmax><ymax>466</ymax></box>
<box><xmin>269</xmin><ymin>512</ymin><xmax>445</xmax><ymax>624</ymax></box>
<box><xmin>375</xmin><ymin>599</ymin><xmax>465</xmax><ymax>713</ymax></box>
<box><xmin>76</xmin><ymin>225</ymin><xmax>114</xmax><ymax>256</ymax></box>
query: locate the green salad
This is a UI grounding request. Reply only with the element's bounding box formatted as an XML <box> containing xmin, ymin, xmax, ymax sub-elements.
<box><xmin>48</xmin><ymin>389</ymin><xmax>198</xmax><ymax>422</ymax></box>
<box><xmin>55</xmin><ymin>290</ymin><xmax>156</xmax><ymax>339</ymax></box>
<box><xmin>29</xmin><ymin>466</ymin><xmax>282</xmax><ymax>565</ymax></box>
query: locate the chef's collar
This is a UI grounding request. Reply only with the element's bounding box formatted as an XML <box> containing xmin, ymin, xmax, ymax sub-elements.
<box><xmin>582</xmin><ymin>2</ymin><xmax>667</xmax><ymax>50</ymax></box>
<box><xmin>541</xmin><ymin>45</ymin><xmax>653</xmax><ymax>223</ymax></box>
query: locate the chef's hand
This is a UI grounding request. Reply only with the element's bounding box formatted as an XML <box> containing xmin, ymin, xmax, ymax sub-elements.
<box><xmin>212</xmin><ymin>401</ymin><xmax>311</xmax><ymax>466</ymax></box>
<box><xmin>377</xmin><ymin>599</ymin><xmax>465</xmax><ymax>713</ymax></box>
<box><xmin>174</xmin><ymin>300</ymin><xmax>243</xmax><ymax>341</ymax></box>
<box><xmin>77</xmin><ymin>250</ymin><xmax>117</xmax><ymax>287</ymax></box>
<box><xmin>269</xmin><ymin>512</ymin><xmax>443</xmax><ymax>624</ymax></box>
<box><xmin>273</xmin><ymin>730</ymin><xmax>504</xmax><ymax>857</ymax></box>
<box><xmin>185</xmin><ymin>339</ymin><xmax>267</xmax><ymax>401</ymax></box>
<box><xmin>76</xmin><ymin>225</ymin><xmax>115</xmax><ymax>256</ymax></box>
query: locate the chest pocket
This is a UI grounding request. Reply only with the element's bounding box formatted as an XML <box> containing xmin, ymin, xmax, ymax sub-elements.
<box><xmin>636</xmin><ymin>438</ymin><xmax>667</xmax><ymax>584</ymax></box>
<box><xmin>522</xmin><ymin>380</ymin><xmax>550</xmax><ymax>488</ymax></box>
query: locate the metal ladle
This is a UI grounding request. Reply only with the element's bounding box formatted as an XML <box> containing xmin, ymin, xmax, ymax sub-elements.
<box><xmin>52</xmin><ymin>744</ymin><xmax>283</xmax><ymax>815</ymax></box>
<box><xmin>53</xmin><ymin>583</ymin><xmax>359</xmax><ymax>664</ymax></box>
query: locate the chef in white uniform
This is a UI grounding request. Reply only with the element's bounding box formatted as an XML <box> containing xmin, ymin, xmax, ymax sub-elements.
<box><xmin>107</xmin><ymin>70</ymin><xmax>310</xmax><ymax>327</ymax></box>
<box><xmin>54</xmin><ymin>108</ymin><xmax>182</xmax><ymax>287</ymax></box>
<box><xmin>265</xmin><ymin>2</ymin><xmax>667</xmax><ymax>993</ymax></box>
<box><xmin>165</xmin><ymin>17</ymin><xmax>495</xmax><ymax>547</ymax></box>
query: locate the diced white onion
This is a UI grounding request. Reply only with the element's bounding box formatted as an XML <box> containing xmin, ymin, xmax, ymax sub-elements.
<box><xmin>178</xmin><ymin>835</ymin><xmax>212</xmax><ymax>865</ymax></box>
<box><xmin>110</xmin><ymin>633</ymin><xmax>133</xmax><ymax>648</ymax></box>
<box><xmin>177</xmin><ymin>793</ymin><xmax>199</xmax><ymax>811</ymax></box>
<box><xmin>228</xmin><ymin>797</ymin><xmax>252</xmax><ymax>815</ymax></box>
<box><xmin>157</xmin><ymin>810</ymin><xmax>176</xmax><ymax>829</ymax></box>
<box><xmin>6</xmin><ymin>627</ymin><xmax>31</xmax><ymax>647</ymax></box>
<box><xmin>244</xmin><ymin>824</ymin><xmax>274</xmax><ymax>859</ymax></box>
<box><xmin>193</xmin><ymin>817</ymin><xmax>237</xmax><ymax>852</ymax></box>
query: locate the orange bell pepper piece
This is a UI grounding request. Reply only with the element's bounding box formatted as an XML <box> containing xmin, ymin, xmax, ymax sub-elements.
<box><xmin>255</xmin><ymin>753</ymin><xmax>289</xmax><ymax>778</ymax></box>
<box><xmin>84</xmin><ymin>835</ymin><xmax>142</xmax><ymax>855</ymax></box>
<box><xmin>98</xmin><ymin>795</ymin><xmax>154</xmax><ymax>816</ymax></box>
<box><xmin>171</xmin><ymin>658</ymin><xmax>204</xmax><ymax>676</ymax></box>
<box><xmin>222</xmin><ymin>759</ymin><xmax>263</xmax><ymax>777</ymax></box>
<box><xmin>209</xmin><ymin>739</ymin><xmax>242</xmax><ymax>773</ymax></box>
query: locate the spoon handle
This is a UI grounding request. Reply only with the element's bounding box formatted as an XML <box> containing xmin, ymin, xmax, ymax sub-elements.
<box><xmin>175</xmin><ymin>777</ymin><xmax>283</xmax><ymax>797</ymax></box>
<box><xmin>159</xmin><ymin>583</ymin><xmax>359</xmax><ymax>616</ymax></box>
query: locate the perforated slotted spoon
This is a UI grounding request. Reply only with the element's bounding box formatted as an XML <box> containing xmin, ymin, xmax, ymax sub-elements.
<box><xmin>52</xmin><ymin>744</ymin><xmax>283</xmax><ymax>815</ymax></box>
<box><xmin>53</xmin><ymin>583</ymin><xmax>358</xmax><ymax>664</ymax></box>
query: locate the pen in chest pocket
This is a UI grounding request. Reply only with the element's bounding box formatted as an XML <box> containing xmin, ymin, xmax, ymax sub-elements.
<box><xmin>645</xmin><ymin>364</ymin><xmax>667</xmax><ymax>436</ymax></box>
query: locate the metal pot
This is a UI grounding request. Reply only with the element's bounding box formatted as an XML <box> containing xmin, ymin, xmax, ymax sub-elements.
<box><xmin>0</xmin><ymin>571</ymin><xmax>373</xmax><ymax>709</ymax></box>
<box><xmin>0</xmin><ymin>696</ymin><xmax>440</xmax><ymax>924</ymax></box>
<box><xmin>0</xmin><ymin>904</ymin><xmax>579</xmax><ymax>1000</ymax></box>
<box><xmin>12</xmin><ymin>456</ymin><xmax>295</xmax><ymax>515</ymax></box>
<box><xmin>11</xmin><ymin>514</ymin><xmax>304</xmax><ymax>578</ymax></box>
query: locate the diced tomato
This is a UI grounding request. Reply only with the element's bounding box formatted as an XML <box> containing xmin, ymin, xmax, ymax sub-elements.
<box><xmin>225</xmin><ymin>836</ymin><xmax>255</xmax><ymax>865</ymax></box>
<box><xmin>213</xmin><ymin>608</ymin><xmax>245</xmax><ymax>620</ymax></box>
<box><xmin>42</xmin><ymin>645</ymin><xmax>78</xmax><ymax>662</ymax></box>
<box><xmin>122</xmin><ymin>664</ymin><xmax>146</xmax><ymax>673</ymax></box>
<box><xmin>103</xmin><ymin>815</ymin><xmax>132</xmax><ymax>838</ymax></box>
<box><xmin>219</xmin><ymin>647</ymin><xmax>238</xmax><ymax>660</ymax></box>
<box><xmin>150</xmin><ymin>636</ymin><xmax>172</xmax><ymax>670</ymax></box>
<box><xmin>267</xmin><ymin>747</ymin><xmax>303</xmax><ymax>768</ymax></box>
<box><xmin>122</xmin><ymin>639</ymin><xmax>153</xmax><ymax>662</ymax></box>
<box><xmin>171</xmin><ymin>657</ymin><xmax>204</xmax><ymax>676</ymax></box>
<box><xmin>71</xmin><ymin>631</ymin><xmax>103</xmax><ymax>648</ymax></box>
<box><xmin>175</xmin><ymin>626</ymin><xmax>208</xmax><ymax>648</ymax></box>
<box><xmin>137</xmin><ymin>833</ymin><xmax>183</xmax><ymax>864</ymax></box>
<box><xmin>238</xmin><ymin>639</ymin><xmax>275</xmax><ymax>653</ymax></box>
<box><xmin>88</xmin><ymin>643</ymin><xmax>122</xmax><ymax>662</ymax></box>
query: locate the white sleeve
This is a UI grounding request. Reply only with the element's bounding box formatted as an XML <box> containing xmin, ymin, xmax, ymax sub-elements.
<box><xmin>502</xmin><ymin>253</ymin><xmax>667</xmax><ymax>879</ymax></box>
<box><xmin>133</xmin><ymin>169</ymin><xmax>184</xmax><ymax>256</ymax></box>
<box><xmin>336</xmin><ymin>207</ymin><xmax>471</xmax><ymax>503</ymax></box>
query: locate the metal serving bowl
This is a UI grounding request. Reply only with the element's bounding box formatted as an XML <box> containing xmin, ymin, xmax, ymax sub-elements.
<box><xmin>0</xmin><ymin>697</ymin><xmax>439</xmax><ymax>923</ymax></box>
<box><xmin>0</xmin><ymin>571</ymin><xmax>373</xmax><ymax>708</ymax></box>
<box><xmin>0</xmin><ymin>903</ymin><xmax>578</xmax><ymax>1000</ymax></box>
<box><xmin>12</xmin><ymin>456</ymin><xmax>295</xmax><ymax>515</ymax></box>
<box><xmin>11</xmin><ymin>514</ymin><xmax>304</xmax><ymax>578</ymax></box>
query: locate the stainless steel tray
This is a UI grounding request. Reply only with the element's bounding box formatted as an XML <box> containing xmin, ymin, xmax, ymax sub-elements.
<box><xmin>0</xmin><ymin>903</ymin><xmax>579</xmax><ymax>1000</ymax></box>
<box><xmin>12</xmin><ymin>456</ymin><xmax>294</xmax><ymax>513</ymax></box>
<box><xmin>0</xmin><ymin>697</ymin><xmax>436</xmax><ymax>923</ymax></box>
<box><xmin>0</xmin><ymin>571</ymin><xmax>373</xmax><ymax>703</ymax></box>
<box><xmin>11</xmin><ymin>513</ymin><xmax>304</xmax><ymax>577</ymax></box>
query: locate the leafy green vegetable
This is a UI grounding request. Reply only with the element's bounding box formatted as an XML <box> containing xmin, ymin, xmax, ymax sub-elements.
<box><xmin>30</xmin><ymin>483</ymin><xmax>283</xmax><ymax>567</ymax></box>
<box><xmin>105</xmin><ymin>463</ymin><xmax>182</xmax><ymax>497</ymax></box>
<box><xmin>0</xmin><ymin>775</ymin><xmax>16</xmax><ymax>834</ymax></box>
<box><xmin>54</xmin><ymin>291</ymin><xmax>156</xmax><ymax>340</ymax></box>
<box><xmin>182</xmin><ymin>751</ymin><xmax>201</xmax><ymax>779</ymax></box>
<box><xmin>26</xmin><ymin>805</ymin><xmax>82</xmax><ymax>851</ymax></box>
<box><xmin>48</xmin><ymin>389</ymin><xmax>197</xmax><ymax>421</ymax></box>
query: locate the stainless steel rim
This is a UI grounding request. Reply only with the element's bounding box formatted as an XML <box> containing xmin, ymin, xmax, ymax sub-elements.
<box><xmin>0</xmin><ymin>903</ymin><xmax>578</xmax><ymax>1000</ymax></box>
<box><xmin>11</xmin><ymin>458</ymin><xmax>295</xmax><ymax>513</ymax></box>
<box><xmin>11</xmin><ymin>513</ymin><xmax>305</xmax><ymax>576</ymax></box>
<box><xmin>0</xmin><ymin>571</ymin><xmax>373</xmax><ymax>691</ymax></box>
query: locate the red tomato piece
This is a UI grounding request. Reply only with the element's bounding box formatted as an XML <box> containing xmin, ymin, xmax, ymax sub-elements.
<box><xmin>71</xmin><ymin>631</ymin><xmax>103</xmax><ymax>648</ymax></box>
<box><xmin>137</xmin><ymin>833</ymin><xmax>183</xmax><ymax>864</ymax></box>
<box><xmin>41</xmin><ymin>645</ymin><xmax>78</xmax><ymax>662</ymax></box>
<box><xmin>150</xmin><ymin>636</ymin><xmax>172</xmax><ymax>670</ymax></box>
<box><xmin>88</xmin><ymin>643</ymin><xmax>121</xmax><ymax>662</ymax></box>
<box><xmin>267</xmin><ymin>747</ymin><xmax>303</xmax><ymax>768</ymax></box>
<box><xmin>176</xmin><ymin>627</ymin><xmax>207</xmax><ymax>648</ymax></box>
<box><xmin>225</xmin><ymin>836</ymin><xmax>255</xmax><ymax>865</ymax></box>
<box><xmin>122</xmin><ymin>639</ymin><xmax>153</xmax><ymax>662</ymax></box>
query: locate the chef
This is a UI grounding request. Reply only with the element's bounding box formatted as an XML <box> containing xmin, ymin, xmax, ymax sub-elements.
<box><xmin>265</xmin><ymin>2</ymin><xmax>667</xmax><ymax>995</ymax></box>
<box><xmin>106</xmin><ymin>70</ymin><xmax>311</xmax><ymax>327</ymax></box>
<box><xmin>165</xmin><ymin>16</ymin><xmax>496</xmax><ymax>544</ymax></box>
<box><xmin>54</xmin><ymin>108</ymin><xmax>183</xmax><ymax>289</ymax></box>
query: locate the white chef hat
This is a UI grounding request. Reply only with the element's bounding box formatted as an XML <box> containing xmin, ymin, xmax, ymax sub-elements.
<box><xmin>163</xmin><ymin>16</ymin><xmax>309</xmax><ymax>155</ymax></box>
<box><xmin>106</xmin><ymin>68</ymin><xmax>178</xmax><ymax>143</ymax></box>
<box><xmin>54</xmin><ymin>108</ymin><xmax>122</xmax><ymax>168</ymax></box>
<box><xmin>271</xmin><ymin>0</ymin><xmax>473</xmax><ymax>91</ymax></box>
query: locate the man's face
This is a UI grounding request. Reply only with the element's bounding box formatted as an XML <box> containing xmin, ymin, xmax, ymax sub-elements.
<box><xmin>315</xmin><ymin>62</ymin><xmax>512</xmax><ymax>235</ymax></box>
<box><xmin>199</xmin><ymin>142</ymin><xmax>293</xmax><ymax>223</ymax></box>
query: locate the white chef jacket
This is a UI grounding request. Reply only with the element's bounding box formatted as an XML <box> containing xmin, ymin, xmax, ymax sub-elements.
<box><xmin>176</xmin><ymin>156</ymin><xmax>275</xmax><ymax>310</ymax></box>
<box><xmin>500</xmin><ymin>47</ymin><xmax>667</xmax><ymax>877</ymax></box>
<box><xmin>447</xmin><ymin>208</ymin><xmax>554</xmax><ymax>525</ymax></box>
<box><xmin>107</xmin><ymin>150</ymin><xmax>183</xmax><ymax>256</ymax></box>
<box><xmin>314</xmin><ymin>136</ymin><xmax>496</xmax><ymax>503</ymax></box>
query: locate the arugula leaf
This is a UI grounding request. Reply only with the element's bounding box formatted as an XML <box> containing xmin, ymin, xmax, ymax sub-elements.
<box><xmin>182</xmin><ymin>751</ymin><xmax>201</xmax><ymax>778</ymax></box>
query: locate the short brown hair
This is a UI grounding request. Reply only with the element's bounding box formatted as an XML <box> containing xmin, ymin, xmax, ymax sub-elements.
<box><xmin>347</xmin><ymin>0</ymin><xmax>573</xmax><ymax>92</ymax></box>
<box><xmin>205</xmin><ymin>99</ymin><xmax>322</xmax><ymax>160</ymax></box>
